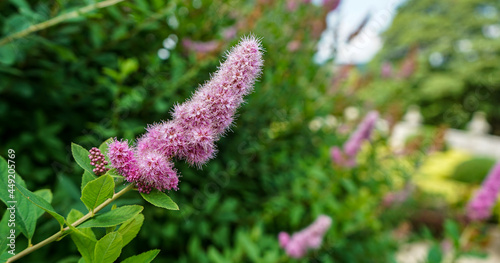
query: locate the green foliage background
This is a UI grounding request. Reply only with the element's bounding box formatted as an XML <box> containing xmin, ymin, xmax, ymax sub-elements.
<box><xmin>363</xmin><ymin>0</ymin><xmax>500</xmax><ymax>133</ymax></box>
<box><xmin>0</xmin><ymin>0</ymin><xmax>406</xmax><ymax>262</ymax></box>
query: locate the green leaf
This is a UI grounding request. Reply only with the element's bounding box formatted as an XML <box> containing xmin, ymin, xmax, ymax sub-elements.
<box><xmin>0</xmin><ymin>43</ymin><xmax>17</xmax><ymax>65</ymax></box>
<box><xmin>427</xmin><ymin>244</ymin><xmax>443</xmax><ymax>263</ymax></box>
<box><xmin>0</xmin><ymin>211</ymin><xmax>11</xmax><ymax>255</ymax></box>
<box><xmin>117</xmin><ymin>214</ymin><xmax>144</xmax><ymax>247</ymax></box>
<box><xmin>81</xmin><ymin>174</ymin><xmax>114</xmax><ymax>212</ymax></box>
<box><xmin>81</xmin><ymin>171</ymin><xmax>97</xmax><ymax>193</ymax></box>
<box><xmin>78</xmin><ymin>205</ymin><xmax>143</xmax><ymax>228</ymax></box>
<box><xmin>0</xmin><ymin>157</ymin><xmax>35</xmax><ymax>239</ymax></box>
<box><xmin>444</xmin><ymin>219</ymin><xmax>460</xmax><ymax>248</ymax></box>
<box><xmin>71</xmin><ymin>143</ymin><xmax>94</xmax><ymax>174</ymax></box>
<box><xmin>67</xmin><ymin>209</ymin><xmax>97</xmax><ymax>263</ymax></box>
<box><xmin>94</xmin><ymin>232</ymin><xmax>123</xmax><ymax>263</ymax></box>
<box><xmin>121</xmin><ymin>249</ymin><xmax>160</xmax><ymax>263</ymax></box>
<box><xmin>15</xmin><ymin>184</ymin><xmax>65</xmax><ymax>227</ymax></box>
<box><xmin>0</xmin><ymin>156</ymin><xmax>22</xmax><ymax>204</ymax></box>
<box><xmin>33</xmin><ymin>189</ymin><xmax>53</xmax><ymax>218</ymax></box>
<box><xmin>140</xmin><ymin>190</ymin><xmax>179</xmax><ymax>210</ymax></box>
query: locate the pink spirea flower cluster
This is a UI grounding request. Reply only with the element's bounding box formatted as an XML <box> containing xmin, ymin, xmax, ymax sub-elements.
<box><xmin>88</xmin><ymin>147</ymin><xmax>109</xmax><ymax>175</ymax></box>
<box><xmin>107</xmin><ymin>36</ymin><xmax>263</xmax><ymax>193</ymax></box>
<box><xmin>278</xmin><ymin>215</ymin><xmax>332</xmax><ymax>258</ymax></box>
<box><xmin>330</xmin><ymin>111</ymin><xmax>378</xmax><ymax>167</ymax></box>
<box><xmin>466</xmin><ymin>162</ymin><xmax>500</xmax><ymax>221</ymax></box>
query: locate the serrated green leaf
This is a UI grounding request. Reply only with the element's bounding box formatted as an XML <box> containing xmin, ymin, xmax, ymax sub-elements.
<box><xmin>81</xmin><ymin>174</ymin><xmax>114</xmax><ymax>212</ymax></box>
<box><xmin>33</xmin><ymin>189</ymin><xmax>53</xmax><ymax>218</ymax></box>
<box><xmin>140</xmin><ymin>190</ymin><xmax>179</xmax><ymax>210</ymax></box>
<box><xmin>121</xmin><ymin>249</ymin><xmax>160</xmax><ymax>263</ymax></box>
<box><xmin>0</xmin><ymin>156</ymin><xmax>22</xmax><ymax>204</ymax></box>
<box><xmin>117</xmin><ymin>213</ymin><xmax>144</xmax><ymax>247</ymax></box>
<box><xmin>68</xmin><ymin>209</ymin><xmax>96</xmax><ymax>263</ymax></box>
<box><xmin>15</xmin><ymin>184</ymin><xmax>65</xmax><ymax>227</ymax></box>
<box><xmin>81</xmin><ymin>171</ymin><xmax>97</xmax><ymax>193</ymax></box>
<box><xmin>71</xmin><ymin>143</ymin><xmax>94</xmax><ymax>174</ymax></box>
<box><xmin>94</xmin><ymin>232</ymin><xmax>123</xmax><ymax>263</ymax></box>
<box><xmin>78</xmin><ymin>205</ymin><xmax>143</xmax><ymax>228</ymax></box>
<box><xmin>0</xmin><ymin>211</ymin><xmax>11</xmax><ymax>255</ymax></box>
<box><xmin>0</xmin><ymin>157</ymin><xmax>34</xmax><ymax>239</ymax></box>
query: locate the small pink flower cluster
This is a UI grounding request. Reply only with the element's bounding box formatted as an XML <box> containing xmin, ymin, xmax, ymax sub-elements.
<box><xmin>330</xmin><ymin>111</ymin><xmax>378</xmax><ymax>167</ymax></box>
<box><xmin>466</xmin><ymin>162</ymin><xmax>500</xmax><ymax>221</ymax></box>
<box><xmin>88</xmin><ymin>147</ymin><xmax>109</xmax><ymax>176</ymax></box>
<box><xmin>278</xmin><ymin>215</ymin><xmax>332</xmax><ymax>258</ymax></box>
<box><xmin>107</xmin><ymin>36</ymin><xmax>263</xmax><ymax>193</ymax></box>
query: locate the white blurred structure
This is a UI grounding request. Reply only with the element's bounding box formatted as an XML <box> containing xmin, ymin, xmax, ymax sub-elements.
<box><xmin>390</xmin><ymin>105</ymin><xmax>423</xmax><ymax>151</ymax></box>
<box><xmin>390</xmin><ymin>108</ymin><xmax>500</xmax><ymax>159</ymax></box>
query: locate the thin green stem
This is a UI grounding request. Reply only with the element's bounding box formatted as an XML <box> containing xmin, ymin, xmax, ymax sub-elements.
<box><xmin>6</xmin><ymin>184</ymin><xmax>135</xmax><ymax>263</ymax></box>
<box><xmin>0</xmin><ymin>0</ymin><xmax>124</xmax><ymax>46</ymax></box>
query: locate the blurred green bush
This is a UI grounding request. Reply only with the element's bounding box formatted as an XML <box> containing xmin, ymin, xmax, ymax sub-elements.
<box><xmin>1</xmin><ymin>0</ymin><xmax>402</xmax><ymax>262</ymax></box>
<box><xmin>363</xmin><ymin>0</ymin><xmax>500</xmax><ymax>134</ymax></box>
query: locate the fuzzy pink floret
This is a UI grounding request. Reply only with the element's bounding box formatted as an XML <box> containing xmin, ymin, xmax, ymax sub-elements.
<box><xmin>279</xmin><ymin>215</ymin><xmax>332</xmax><ymax>259</ymax></box>
<box><xmin>107</xmin><ymin>139</ymin><xmax>139</xmax><ymax>181</ymax></box>
<box><xmin>466</xmin><ymin>162</ymin><xmax>500</xmax><ymax>221</ymax></box>
<box><xmin>135</xmin><ymin>151</ymin><xmax>179</xmax><ymax>193</ymax></box>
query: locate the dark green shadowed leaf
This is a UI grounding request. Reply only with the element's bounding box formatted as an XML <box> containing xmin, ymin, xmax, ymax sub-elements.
<box><xmin>71</xmin><ymin>143</ymin><xmax>94</xmax><ymax>174</ymax></box>
<box><xmin>81</xmin><ymin>174</ymin><xmax>114</xmax><ymax>212</ymax></box>
<box><xmin>140</xmin><ymin>190</ymin><xmax>179</xmax><ymax>210</ymax></box>
<box><xmin>78</xmin><ymin>205</ymin><xmax>143</xmax><ymax>228</ymax></box>
<box><xmin>121</xmin><ymin>249</ymin><xmax>160</xmax><ymax>263</ymax></box>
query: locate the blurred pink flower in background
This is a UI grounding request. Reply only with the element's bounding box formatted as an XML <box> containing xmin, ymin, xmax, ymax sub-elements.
<box><xmin>381</xmin><ymin>61</ymin><xmax>393</xmax><ymax>78</ymax></box>
<box><xmin>466</xmin><ymin>162</ymin><xmax>500</xmax><ymax>221</ymax></box>
<box><xmin>182</xmin><ymin>38</ymin><xmax>221</xmax><ymax>54</ymax></box>
<box><xmin>222</xmin><ymin>27</ymin><xmax>237</xmax><ymax>40</ymax></box>
<box><xmin>279</xmin><ymin>215</ymin><xmax>332</xmax><ymax>258</ymax></box>
<box><xmin>397</xmin><ymin>46</ymin><xmax>418</xmax><ymax>79</ymax></box>
<box><xmin>287</xmin><ymin>0</ymin><xmax>299</xmax><ymax>11</ymax></box>
<box><xmin>331</xmin><ymin>111</ymin><xmax>379</xmax><ymax>167</ymax></box>
<box><xmin>287</xmin><ymin>40</ymin><xmax>301</xmax><ymax>52</ymax></box>
<box><xmin>323</xmin><ymin>0</ymin><xmax>341</xmax><ymax>12</ymax></box>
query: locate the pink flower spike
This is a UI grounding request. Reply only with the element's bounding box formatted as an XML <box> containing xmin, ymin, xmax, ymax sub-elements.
<box><xmin>278</xmin><ymin>232</ymin><xmax>290</xmax><ymax>248</ymax></box>
<box><xmin>343</xmin><ymin>111</ymin><xmax>378</xmax><ymax>157</ymax></box>
<box><xmin>172</xmin><ymin>36</ymin><xmax>264</xmax><ymax>166</ymax></box>
<box><xmin>466</xmin><ymin>162</ymin><xmax>500</xmax><ymax>221</ymax></box>
<box><xmin>107</xmin><ymin>36</ymin><xmax>264</xmax><ymax>192</ymax></box>
<box><xmin>279</xmin><ymin>215</ymin><xmax>332</xmax><ymax>259</ymax></box>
